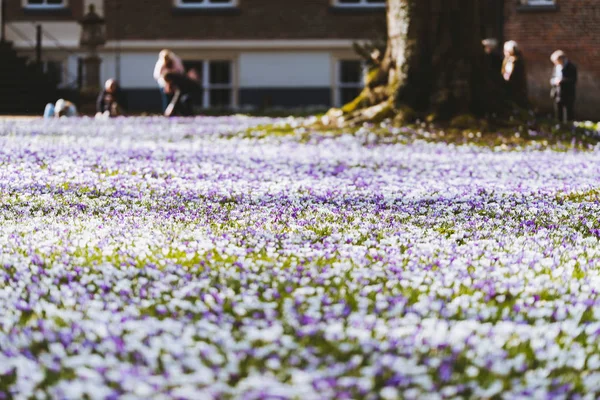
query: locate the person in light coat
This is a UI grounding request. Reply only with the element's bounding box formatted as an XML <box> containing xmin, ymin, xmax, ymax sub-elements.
<box><xmin>550</xmin><ymin>50</ymin><xmax>578</xmax><ymax>123</ymax></box>
<box><xmin>153</xmin><ymin>49</ymin><xmax>185</xmax><ymax>112</ymax></box>
<box><xmin>501</xmin><ymin>40</ymin><xmax>529</xmax><ymax>108</ymax></box>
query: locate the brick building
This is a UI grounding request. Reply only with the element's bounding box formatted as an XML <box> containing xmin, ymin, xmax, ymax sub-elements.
<box><xmin>1</xmin><ymin>0</ymin><xmax>599</xmax><ymax>118</ymax></box>
<box><xmin>2</xmin><ymin>0</ymin><xmax>386</xmax><ymax>112</ymax></box>
<box><xmin>504</xmin><ymin>0</ymin><xmax>600</xmax><ymax>119</ymax></box>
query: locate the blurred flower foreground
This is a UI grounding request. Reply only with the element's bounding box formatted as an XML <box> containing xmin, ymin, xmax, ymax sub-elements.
<box><xmin>1</xmin><ymin>117</ymin><xmax>600</xmax><ymax>399</ymax></box>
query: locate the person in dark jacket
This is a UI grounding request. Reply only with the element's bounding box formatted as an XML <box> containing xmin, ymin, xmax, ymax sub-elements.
<box><xmin>96</xmin><ymin>79</ymin><xmax>128</xmax><ymax>117</ymax></box>
<box><xmin>501</xmin><ymin>40</ymin><xmax>529</xmax><ymax>108</ymax></box>
<box><xmin>550</xmin><ymin>50</ymin><xmax>578</xmax><ymax>123</ymax></box>
<box><xmin>162</xmin><ymin>72</ymin><xmax>201</xmax><ymax>117</ymax></box>
<box><xmin>482</xmin><ymin>38</ymin><xmax>503</xmax><ymax>83</ymax></box>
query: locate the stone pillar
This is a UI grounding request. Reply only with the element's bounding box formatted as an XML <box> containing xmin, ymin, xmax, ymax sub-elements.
<box><xmin>79</xmin><ymin>55</ymin><xmax>102</xmax><ymax>114</ymax></box>
<box><xmin>84</xmin><ymin>0</ymin><xmax>104</xmax><ymax>17</ymax></box>
<box><xmin>78</xmin><ymin>4</ymin><xmax>106</xmax><ymax>115</ymax></box>
<box><xmin>82</xmin><ymin>55</ymin><xmax>101</xmax><ymax>92</ymax></box>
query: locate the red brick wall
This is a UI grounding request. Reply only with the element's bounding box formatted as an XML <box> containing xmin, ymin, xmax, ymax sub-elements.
<box><xmin>5</xmin><ymin>0</ymin><xmax>83</xmax><ymax>21</ymax></box>
<box><xmin>103</xmin><ymin>0</ymin><xmax>386</xmax><ymax>41</ymax></box>
<box><xmin>504</xmin><ymin>0</ymin><xmax>600</xmax><ymax>119</ymax></box>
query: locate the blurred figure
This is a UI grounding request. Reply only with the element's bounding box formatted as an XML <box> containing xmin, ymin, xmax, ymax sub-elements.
<box><xmin>550</xmin><ymin>50</ymin><xmax>578</xmax><ymax>123</ymax></box>
<box><xmin>482</xmin><ymin>38</ymin><xmax>503</xmax><ymax>81</ymax></box>
<box><xmin>96</xmin><ymin>79</ymin><xmax>128</xmax><ymax>117</ymax></box>
<box><xmin>501</xmin><ymin>40</ymin><xmax>529</xmax><ymax>108</ymax></box>
<box><xmin>44</xmin><ymin>99</ymin><xmax>78</xmax><ymax>118</ymax></box>
<box><xmin>186</xmin><ymin>67</ymin><xmax>203</xmax><ymax>108</ymax></box>
<box><xmin>162</xmin><ymin>71</ymin><xmax>201</xmax><ymax>117</ymax></box>
<box><xmin>187</xmin><ymin>67</ymin><xmax>200</xmax><ymax>82</ymax></box>
<box><xmin>153</xmin><ymin>49</ymin><xmax>185</xmax><ymax>112</ymax></box>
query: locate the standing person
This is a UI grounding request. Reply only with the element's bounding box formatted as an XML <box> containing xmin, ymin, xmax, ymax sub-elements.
<box><xmin>153</xmin><ymin>49</ymin><xmax>185</xmax><ymax>113</ymax></box>
<box><xmin>482</xmin><ymin>38</ymin><xmax>503</xmax><ymax>81</ymax></box>
<box><xmin>501</xmin><ymin>40</ymin><xmax>529</xmax><ymax>108</ymax></box>
<box><xmin>96</xmin><ymin>79</ymin><xmax>128</xmax><ymax>117</ymax></box>
<box><xmin>550</xmin><ymin>50</ymin><xmax>578</xmax><ymax>123</ymax></box>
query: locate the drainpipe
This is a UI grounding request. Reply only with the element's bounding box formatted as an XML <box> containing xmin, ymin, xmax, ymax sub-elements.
<box><xmin>115</xmin><ymin>1</ymin><xmax>121</xmax><ymax>81</ymax></box>
<box><xmin>77</xmin><ymin>57</ymin><xmax>83</xmax><ymax>89</ymax></box>
<box><xmin>35</xmin><ymin>24</ymin><xmax>42</xmax><ymax>64</ymax></box>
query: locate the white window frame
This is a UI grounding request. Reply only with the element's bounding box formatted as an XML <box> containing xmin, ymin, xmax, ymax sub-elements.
<box><xmin>335</xmin><ymin>59</ymin><xmax>365</xmax><ymax>107</ymax></box>
<box><xmin>333</xmin><ymin>0</ymin><xmax>386</xmax><ymax>8</ymax></box>
<box><xmin>23</xmin><ymin>0</ymin><xmax>67</xmax><ymax>9</ymax></box>
<box><xmin>520</xmin><ymin>0</ymin><xmax>555</xmax><ymax>5</ymax></box>
<box><xmin>175</xmin><ymin>0</ymin><xmax>238</xmax><ymax>8</ymax></box>
<box><xmin>201</xmin><ymin>60</ymin><xmax>234</xmax><ymax>109</ymax></box>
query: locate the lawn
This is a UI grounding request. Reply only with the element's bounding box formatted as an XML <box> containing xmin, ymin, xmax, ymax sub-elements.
<box><xmin>1</xmin><ymin>116</ymin><xmax>600</xmax><ymax>399</ymax></box>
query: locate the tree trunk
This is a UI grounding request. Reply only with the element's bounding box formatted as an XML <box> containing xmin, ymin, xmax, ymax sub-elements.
<box><xmin>389</xmin><ymin>0</ymin><xmax>486</xmax><ymax>119</ymax></box>
<box><xmin>332</xmin><ymin>0</ymin><xmax>505</xmax><ymax>126</ymax></box>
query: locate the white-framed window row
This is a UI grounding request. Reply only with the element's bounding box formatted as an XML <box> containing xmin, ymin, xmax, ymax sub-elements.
<box><xmin>335</xmin><ymin>59</ymin><xmax>366</xmax><ymax>108</ymax></box>
<box><xmin>333</xmin><ymin>0</ymin><xmax>386</xmax><ymax>8</ymax></box>
<box><xmin>519</xmin><ymin>0</ymin><xmax>556</xmax><ymax>6</ymax></box>
<box><xmin>176</xmin><ymin>0</ymin><xmax>238</xmax><ymax>8</ymax></box>
<box><xmin>24</xmin><ymin>0</ymin><xmax>66</xmax><ymax>9</ymax></box>
<box><xmin>183</xmin><ymin>60</ymin><xmax>234</xmax><ymax>109</ymax></box>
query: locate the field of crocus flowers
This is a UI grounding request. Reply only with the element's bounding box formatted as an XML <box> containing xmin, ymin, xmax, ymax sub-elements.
<box><xmin>1</xmin><ymin>116</ymin><xmax>600</xmax><ymax>399</ymax></box>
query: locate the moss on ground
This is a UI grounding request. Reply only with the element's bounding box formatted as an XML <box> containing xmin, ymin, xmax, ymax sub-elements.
<box><xmin>241</xmin><ymin>117</ymin><xmax>600</xmax><ymax>151</ymax></box>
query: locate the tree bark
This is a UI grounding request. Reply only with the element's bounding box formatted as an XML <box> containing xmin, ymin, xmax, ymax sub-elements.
<box><xmin>332</xmin><ymin>0</ymin><xmax>506</xmax><ymax>126</ymax></box>
<box><xmin>389</xmin><ymin>0</ymin><xmax>487</xmax><ymax>118</ymax></box>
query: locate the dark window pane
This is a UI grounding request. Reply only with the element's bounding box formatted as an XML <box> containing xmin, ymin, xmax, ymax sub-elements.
<box><xmin>28</xmin><ymin>0</ymin><xmax>44</xmax><ymax>4</ymax></box>
<box><xmin>209</xmin><ymin>61</ymin><xmax>231</xmax><ymax>85</ymax></box>
<box><xmin>47</xmin><ymin>0</ymin><xmax>63</xmax><ymax>4</ymax></box>
<box><xmin>210</xmin><ymin>0</ymin><xmax>232</xmax><ymax>3</ymax></box>
<box><xmin>366</xmin><ymin>0</ymin><xmax>385</xmax><ymax>3</ymax></box>
<box><xmin>340</xmin><ymin>60</ymin><xmax>362</xmax><ymax>84</ymax></box>
<box><xmin>338</xmin><ymin>0</ymin><xmax>361</xmax><ymax>3</ymax></box>
<box><xmin>340</xmin><ymin>87</ymin><xmax>361</xmax><ymax>105</ymax></box>
<box><xmin>209</xmin><ymin>89</ymin><xmax>231</xmax><ymax>108</ymax></box>
<box><xmin>181</xmin><ymin>0</ymin><xmax>204</xmax><ymax>3</ymax></box>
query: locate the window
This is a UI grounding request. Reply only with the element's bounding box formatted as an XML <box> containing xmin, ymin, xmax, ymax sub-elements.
<box><xmin>25</xmin><ymin>0</ymin><xmax>65</xmax><ymax>8</ymax></box>
<box><xmin>183</xmin><ymin>60</ymin><xmax>233</xmax><ymax>109</ymax></box>
<box><xmin>517</xmin><ymin>0</ymin><xmax>557</xmax><ymax>11</ymax></box>
<box><xmin>521</xmin><ymin>0</ymin><xmax>555</xmax><ymax>4</ymax></box>
<box><xmin>336</xmin><ymin>60</ymin><xmax>364</xmax><ymax>107</ymax></box>
<box><xmin>334</xmin><ymin>0</ymin><xmax>385</xmax><ymax>8</ymax></box>
<box><xmin>208</xmin><ymin>61</ymin><xmax>232</xmax><ymax>108</ymax></box>
<box><xmin>176</xmin><ymin>0</ymin><xmax>237</xmax><ymax>8</ymax></box>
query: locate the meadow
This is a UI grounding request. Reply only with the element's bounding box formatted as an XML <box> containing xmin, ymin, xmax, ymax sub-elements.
<box><xmin>1</xmin><ymin>116</ymin><xmax>600</xmax><ymax>399</ymax></box>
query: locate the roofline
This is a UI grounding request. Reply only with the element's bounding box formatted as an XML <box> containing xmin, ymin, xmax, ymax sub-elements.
<box><xmin>12</xmin><ymin>39</ymin><xmax>364</xmax><ymax>52</ymax></box>
<box><xmin>103</xmin><ymin>39</ymin><xmax>359</xmax><ymax>51</ymax></box>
